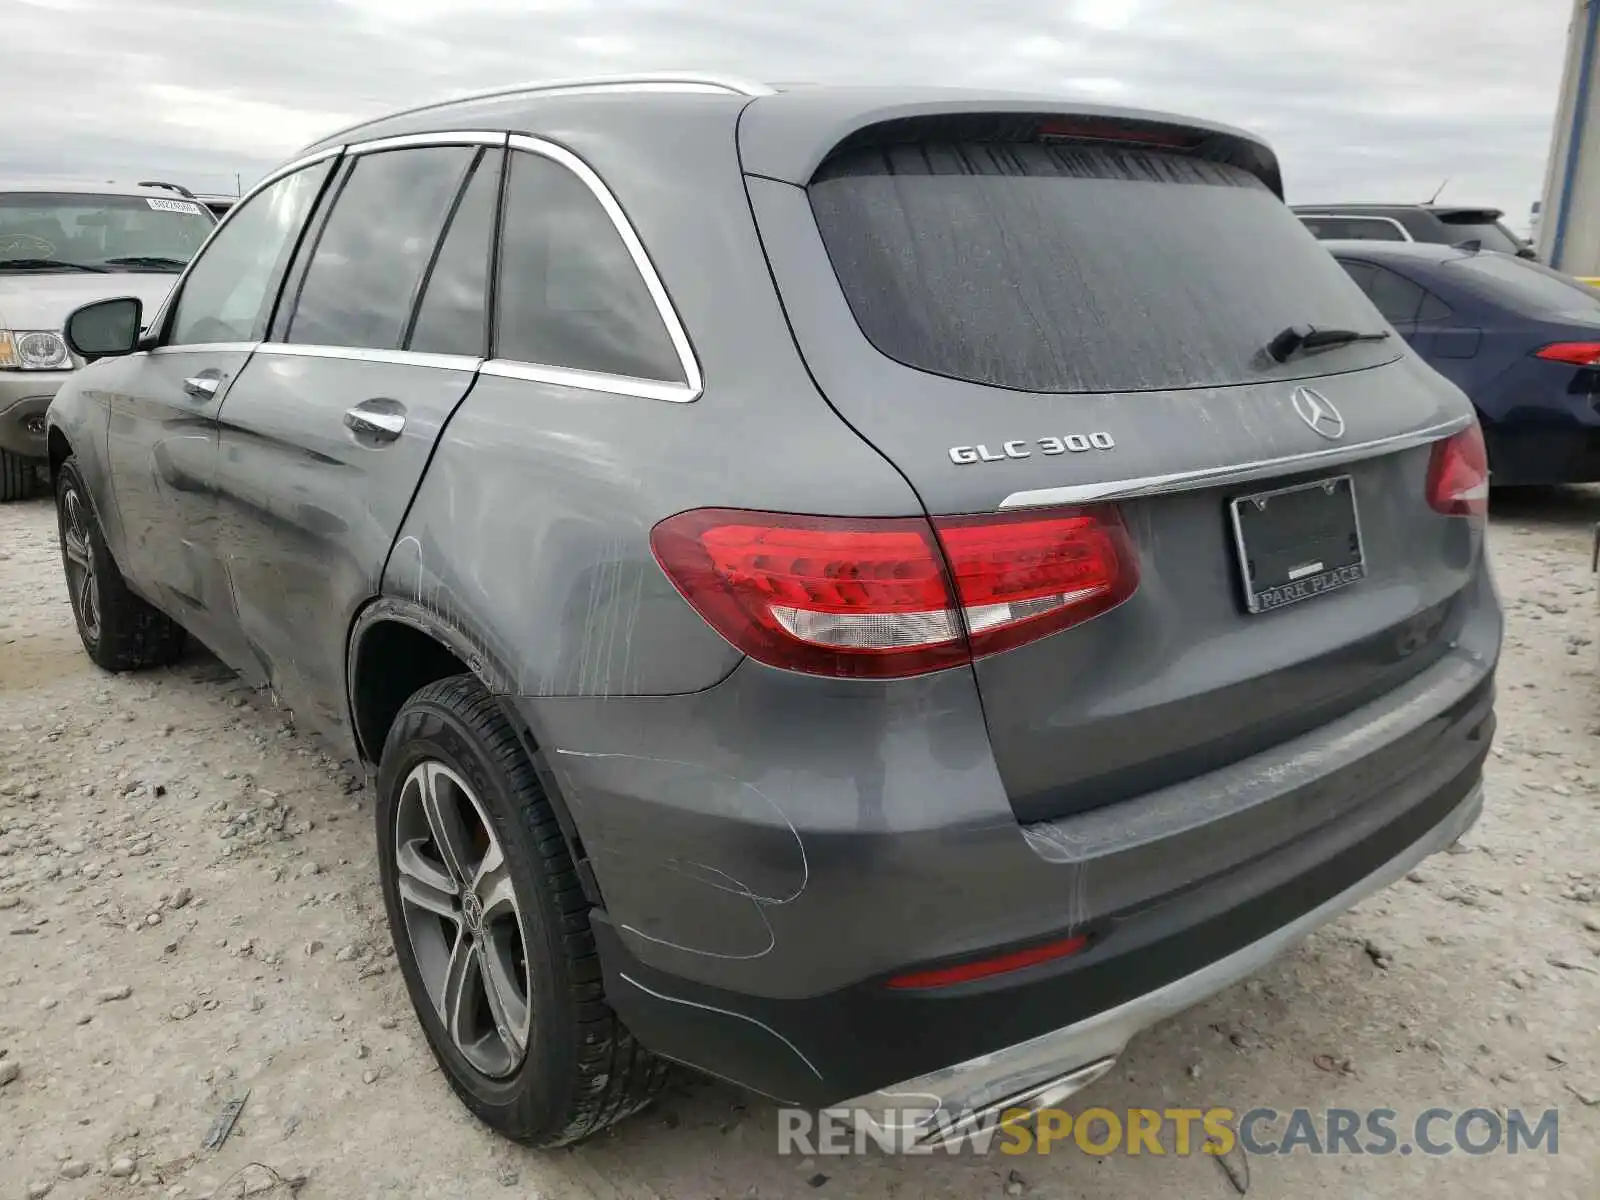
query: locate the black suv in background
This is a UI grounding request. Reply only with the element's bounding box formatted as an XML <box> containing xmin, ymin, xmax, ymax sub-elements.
<box><xmin>1294</xmin><ymin>203</ymin><xmax>1536</xmax><ymax>259</ymax></box>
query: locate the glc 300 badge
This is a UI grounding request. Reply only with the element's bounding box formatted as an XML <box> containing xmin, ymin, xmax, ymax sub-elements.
<box><xmin>949</xmin><ymin>433</ymin><xmax>1115</xmax><ymax>465</ymax></box>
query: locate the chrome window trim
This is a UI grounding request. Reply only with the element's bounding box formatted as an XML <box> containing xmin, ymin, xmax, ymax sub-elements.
<box><xmin>502</xmin><ymin>133</ymin><xmax>702</xmax><ymax>400</ymax></box>
<box><xmin>346</xmin><ymin>130</ymin><xmax>509</xmax><ymax>155</ymax></box>
<box><xmin>480</xmin><ymin>358</ymin><xmax>697</xmax><ymax>403</ymax></box>
<box><xmin>997</xmin><ymin>414</ymin><xmax>1473</xmax><ymax>509</ymax></box>
<box><xmin>307</xmin><ymin>74</ymin><xmax>773</xmax><ymax>150</ymax></box>
<box><xmin>257</xmin><ymin>343</ymin><xmax>481</xmax><ymax>372</ymax></box>
<box><xmin>148</xmin><ymin>342</ymin><xmax>260</xmax><ymax>357</ymax></box>
<box><xmin>1297</xmin><ymin>213</ymin><xmax>1415</xmax><ymax>242</ymax></box>
<box><xmin>148</xmin><ymin>146</ymin><xmax>345</xmax><ymax>347</ymax></box>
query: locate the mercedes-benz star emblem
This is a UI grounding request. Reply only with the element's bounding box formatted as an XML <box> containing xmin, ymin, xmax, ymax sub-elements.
<box><xmin>1291</xmin><ymin>386</ymin><xmax>1346</xmax><ymax>440</ymax></box>
<box><xmin>461</xmin><ymin>890</ymin><xmax>484</xmax><ymax>935</ymax></box>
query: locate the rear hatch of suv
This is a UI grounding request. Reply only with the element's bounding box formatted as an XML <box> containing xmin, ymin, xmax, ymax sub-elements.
<box><xmin>740</xmin><ymin>96</ymin><xmax>1489</xmax><ymax>824</ymax></box>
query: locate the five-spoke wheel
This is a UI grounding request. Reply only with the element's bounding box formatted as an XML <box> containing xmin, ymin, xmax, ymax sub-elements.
<box><xmin>394</xmin><ymin>760</ymin><xmax>533</xmax><ymax>1079</ymax></box>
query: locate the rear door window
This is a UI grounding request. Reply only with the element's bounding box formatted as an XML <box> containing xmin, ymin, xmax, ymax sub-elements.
<box><xmin>809</xmin><ymin>143</ymin><xmax>1398</xmax><ymax>394</ymax></box>
<box><xmin>287</xmin><ymin>146</ymin><xmax>474</xmax><ymax>350</ymax></box>
<box><xmin>407</xmin><ymin>149</ymin><xmax>502</xmax><ymax>358</ymax></box>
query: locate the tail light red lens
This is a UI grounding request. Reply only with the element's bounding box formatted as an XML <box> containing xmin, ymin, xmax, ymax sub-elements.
<box><xmin>650</xmin><ymin>506</ymin><xmax>1138</xmax><ymax>679</ymax></box>
<box><xmin>1426</xmin><ymin>425</ymin><xmax>1490</xmax><ymax>518</ymax></box>
<box><xmin>1534</xmin><ymin>341</ymin><xmax>1600</xmax><ymax>366</ymax></box>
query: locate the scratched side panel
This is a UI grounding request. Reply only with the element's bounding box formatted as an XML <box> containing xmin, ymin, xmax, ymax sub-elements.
<box><xmin>384</xmin><ymin>367</ymin><xmax>922</xmax><ymax>698</ymax></box>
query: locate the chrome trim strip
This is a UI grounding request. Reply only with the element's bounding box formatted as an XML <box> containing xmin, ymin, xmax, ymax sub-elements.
<box><xmin>256</xmin><ymin>343</ymin><xmax>481</xmax><ymax>372</ymax></box>
<box><xmin>998</xmin><ymin>415</ymin><xmax>1472</xmax><ymax>509</ymax></box>
<box><xmin>347</xmin><ymin>130</ymin><xmax>509</xmax><ymax>155</ymax></box>
<box><xmin>844</xmin><ymin>783</ymin><xmax>1482</xmax><ymax>1139</ymax></box>
<box><xmin>1297</xmin><ymin>212</ymin><xmax>1415</xmax><ymax>241</ymax></box>
<box><xmin>506</xmin><ymin>133</ymin><xmax>703</xmax><ymax>400</ymax></box>
<box><xmin>308</xmin><ymin>73</ymin><xmax>773</xmax><ymax>149</ymax></box>
<box><xmin>480</xmin><ymin>358</ymin><xmax>697</xmax><ymax>403</ymax></box>
<box><xmin>148</xmin><ymin>341</ymin><xmax>260</xmax><ymax>357</ymax></box>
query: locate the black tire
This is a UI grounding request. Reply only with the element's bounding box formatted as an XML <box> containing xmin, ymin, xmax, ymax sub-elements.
<box><xmin>55</xmin><ymin>456</ymin><xmax>188</xmax><ymax>671</ymax></box>
<box><xmin>1</xmin><ymin>448</ymin><xmax>37</xmax><ymax>501</ymax></box>
<box><xmin>376</xmin><ymin>675</ymin><xmax>668</xmax><ymax>1146</ymax></box>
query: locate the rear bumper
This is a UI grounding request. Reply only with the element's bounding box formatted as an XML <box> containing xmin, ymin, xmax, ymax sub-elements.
<box><xmin>841</xmin><ymin>780</ymin><xmax>1482</xmax><ymax>1143</ymax></box>
<box><xmin>0</xmin><ymin>371</ymin><xmax>70</xmax><ymax>457</ymax></box>
<box><xmin>523</xmin><ymin>579</ymin><xmax>1497</xmax><ymax>1111</ymax></box>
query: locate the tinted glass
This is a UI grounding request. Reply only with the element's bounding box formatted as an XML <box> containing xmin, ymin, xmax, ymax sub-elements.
<box><xmin>288</xmin><ymin>146</ymin><xmax>473</xmax><ymax>350</ymax></box>
<box><xmin>1446</xmin><ymin>252</ymin><xmax>1600</xmax><ymax>317</ymax></box>
<box><xmin>1417</xmin><ymin>290</ymin><xmax>1452</xmax><ymax>322</ymax></box>
<box><xmin>169</xmin><ymin>161</ymin><xmax>331</xmax><ymax>346</ymax></box>
<box><xmin>0</xmin><ymin>193</ymin><xmax>212</xmax><ymax>273</ymax></box>
<box><xmin>1433</xmin><ymin>216</ymin><xmax>1521</xmax><ymax>255</ymax></box>
<box><xmin>1337</xmin><ymin>260</ymin><xmax>1377</xmax><ymax>293</ymax></box>
<box><xmin>408</xmin><ymin>150</ymin><xmax>501</xmax><ymax>357</ymax></box>
<box><xmin>1301</xmin><ymin>216</ymin><xmax>1406</xmax><ymax>242</ymax></box>
<box><xmin>1365</xmin><ymin>265</ymin><xmax>1425</xmax><ymax>323</ymax></box>
<box><xmin>494</xmin><ymin>150</ymin><xmax>682</xmax><ymax>382</ymax></box>
<box><xmin>811</xmin><ymin>144</ymin><xmax>1397</xmax><ymax>394</ymax></box>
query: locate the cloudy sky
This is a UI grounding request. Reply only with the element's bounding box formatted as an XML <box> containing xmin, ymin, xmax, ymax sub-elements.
<box><xmin>6</xmin><ymin>0</ymin><xmax>1577</xmax><ymax>231</ymax></box>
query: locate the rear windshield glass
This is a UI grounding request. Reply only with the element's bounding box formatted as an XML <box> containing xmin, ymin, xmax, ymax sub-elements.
<box><xmin>1433</xmin><ymin>215</ymin><xmax>1522</xmax><ymax>255</ymax></box>
<box><xmin>809</xmin><ymin>144</ymin><xmax>1397</xmax><ymax>394</ymax></box>
<box><xmin>1444</xmin><ymin>252</ymin><xmax>1600</xmax><ymax>317</ymax></box>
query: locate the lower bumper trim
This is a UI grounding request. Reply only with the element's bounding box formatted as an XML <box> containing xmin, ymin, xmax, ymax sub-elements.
<box><xmin>840</xmin><ymin>781</ymin><xmax>1483</xmax><ymax>1139</ymax></box>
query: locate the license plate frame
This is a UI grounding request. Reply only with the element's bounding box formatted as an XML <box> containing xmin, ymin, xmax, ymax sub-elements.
<box><xmin>1228</xmin><ymin>474</ymin><xmax>1367</xmax><ymax>614</ymax></box>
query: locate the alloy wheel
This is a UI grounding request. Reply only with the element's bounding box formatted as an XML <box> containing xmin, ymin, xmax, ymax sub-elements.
<box><xmin>393</xmin><ymin>761</ymin><xmax>534</xmax><ymax>1079</ymax></box>
<box><xmin>60</xmin><ymin>488</ymin><xmax>100</xmax><ymax>643</ymax></box>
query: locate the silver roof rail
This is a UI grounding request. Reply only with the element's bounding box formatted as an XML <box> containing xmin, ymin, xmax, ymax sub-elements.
<box><xmin>311</xmin><ymin>73</ymin><xmax>774</xmax><ymax>149</ymax></box>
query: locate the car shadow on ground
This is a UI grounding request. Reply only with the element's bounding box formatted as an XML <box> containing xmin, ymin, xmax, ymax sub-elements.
<box><xmin>1489</xmin><ymin>483</ymin><xmax>1600</xmax><ymax>531</ymax></box>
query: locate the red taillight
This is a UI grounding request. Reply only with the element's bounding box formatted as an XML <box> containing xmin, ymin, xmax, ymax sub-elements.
<box><xmin>1534</xmin><ymin>341</ymin><xmax>1600</xmax><ymax>366</ymax></box>
<box><xmin>649</xmin><ymin>506</ymin><xmax>1138</xmax><ymax>679</ymax></box>
<box><xmin>1426</xmin><ymin>425</ymin><xmax>1490</xmax><ymax>518</ymax></box>
<box><xmin>886</xmin><ymin>933</ymin><xmax>1091</xmax><ymax>990</ymax></box>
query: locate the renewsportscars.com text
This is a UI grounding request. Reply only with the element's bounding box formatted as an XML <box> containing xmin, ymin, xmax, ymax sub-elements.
<box><xmin>778</xmin><ymin>1105</ymin><xmax>1561</xmax><ymax>1157</ymax></box>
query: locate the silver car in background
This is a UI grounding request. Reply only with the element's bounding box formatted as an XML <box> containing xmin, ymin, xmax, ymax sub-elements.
<box><xmin>0</xmin><ymin>180</ymin><xmax>214</xmax><ymax>499</ymax></box>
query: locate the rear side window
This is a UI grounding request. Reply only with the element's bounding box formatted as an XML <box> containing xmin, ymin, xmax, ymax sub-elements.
<box><xmin>810</xmin><ymin>144</ymin><xmax>1397</xmax><ymax>394</ymax></box>
<box><xmin>288</xmin><ymin>146</ymin><xmax>474</xmax><ymax>350</ymax></box>
<box><xmin>493</xmin><ymin>150</ymin><xmax>683</xmax><ymax>383</ymax></box>
<box><xmin>1446</xmin><ymin>252</ymin><xmax>1600</xmax><ymax>317</ymax></box>
<box><xmin>407</xmin><ymin>149</ymin><xmax>502</xmax><ymax>357</ymax></box>
<box><xmin>1301</xmin><ymin>216</ymin><xmax>1407</xmax><ymax>242</ymax></box>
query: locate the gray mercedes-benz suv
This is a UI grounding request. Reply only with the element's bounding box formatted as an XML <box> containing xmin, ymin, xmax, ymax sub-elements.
<box><xmin>46</xmin><ymin>75</ymin><xmax>1500</xmax><ymax>1149</ymax></box>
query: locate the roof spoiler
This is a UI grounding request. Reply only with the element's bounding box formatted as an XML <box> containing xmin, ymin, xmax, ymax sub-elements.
<box><xmin>737</xmin><ymin>89</ymin><xmax>1283</xmax><ymax>197</ymax></box>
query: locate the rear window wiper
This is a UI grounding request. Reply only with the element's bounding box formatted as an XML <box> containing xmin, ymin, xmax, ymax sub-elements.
<box><xmin>1267</xmin><ymin>324</ymin><xmax>1392</xmax><ymax>363</ymax></box>
<box><xmin>101</xmin><ymin>255</ymin><xmax>188</xmax><ymax>271</ymax></box>
<box><xmin>0</xmin><ymin>258</ymin><xmax>110</xmax><ymax>273</ymax></box>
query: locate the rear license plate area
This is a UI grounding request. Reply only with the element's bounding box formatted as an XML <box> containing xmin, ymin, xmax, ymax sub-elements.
<box><xmin>1229</xmin><ymin>475</ymin><xmax>1365</xmax><ymax>613</ymax></box>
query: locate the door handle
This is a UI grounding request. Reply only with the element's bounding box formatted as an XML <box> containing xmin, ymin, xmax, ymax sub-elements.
<box><xmin>343</xmin><ymin>402</ymin><xmax>406</xmax><ymax>442</ymax></box>
<box><xmin>183</xmin><ymin>373</ymin><xmax>221</xmax><ymax>399</ymax></box>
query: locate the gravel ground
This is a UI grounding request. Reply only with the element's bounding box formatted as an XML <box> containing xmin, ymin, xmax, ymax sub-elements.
<box><xmin>2</xmin><ymin>489</ymin><xmax>1598</xmax><ymax>1200</ymax></box>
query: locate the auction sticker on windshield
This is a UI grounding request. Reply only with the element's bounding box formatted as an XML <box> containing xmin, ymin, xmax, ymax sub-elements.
<box><xmin>146</xmin><ymin>198</ymin><xmax>204</xmax><ymax>215</ymax></box>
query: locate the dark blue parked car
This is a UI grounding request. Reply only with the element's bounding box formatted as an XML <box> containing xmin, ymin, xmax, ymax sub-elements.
<box><xmin>1322</xmin><ymin>240</ymin><xmax>1600</xmax><ymax>486</ymax></box>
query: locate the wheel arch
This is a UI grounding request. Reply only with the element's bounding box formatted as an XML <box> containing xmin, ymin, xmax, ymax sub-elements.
<box><xmin>346</xmin><ymin>597</ymin><xmax>600</xmax><ymax>904</ymax></box>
